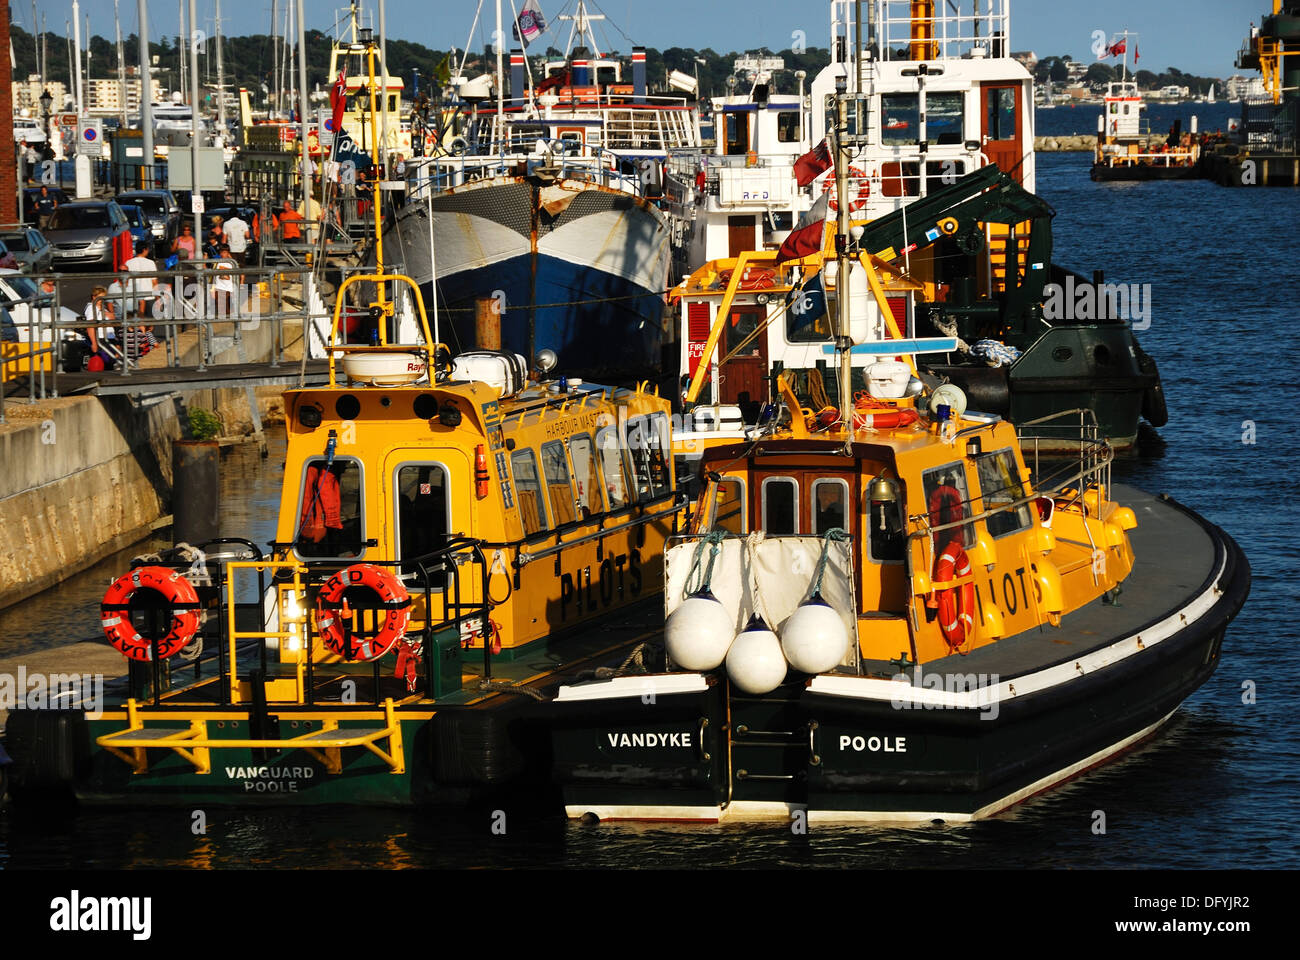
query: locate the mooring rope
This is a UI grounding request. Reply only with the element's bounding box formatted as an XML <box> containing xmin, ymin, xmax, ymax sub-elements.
<box><xmin>682</xmin><ymin>529</ymin><xmax>728</xmax><ymax>599</ymax></box>
<box><xmin>810</xmin><ymin>527</ymin><xmax>851</xmax><ymax>600</ymax></box>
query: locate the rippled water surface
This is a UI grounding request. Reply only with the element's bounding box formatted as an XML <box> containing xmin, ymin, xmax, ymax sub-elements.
<box><xmin>2</xmin><ymin>153</ymin><xmax>1296</xmax><ymax>869</ymax></box>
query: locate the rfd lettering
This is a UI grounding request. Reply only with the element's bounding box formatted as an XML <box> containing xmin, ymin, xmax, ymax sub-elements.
<box><xmin>560</xmin><ymin>550</ymin><xmax>642</xmax><ymax>620</ymax></box>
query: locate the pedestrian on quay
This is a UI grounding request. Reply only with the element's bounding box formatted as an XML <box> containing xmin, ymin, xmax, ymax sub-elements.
<box><xmin>124</xmin><ymin>240</ymin><xmax>159</xmax><ymax>328</ymax></box>
<box><xmin>34</xmin><ymin>184</ymin><xmax>58</xmax><ymax>226</ymax></box>
<box><xmin>213</xmin><ymin>244</ymin><xmax>236</xmax><ymax>318</ymax></box>
<box><xmin>223</xmin><ymin>211</ymin><xmax>250</xmax><ymax>266</ymax></box>
<box><xmin>274</xmin><ymin>199</ymin><xmax>304</xmax><ymax>243</ymax></box>
<box><xmin>171</xmin><ymin>222</ymin><xmax>197</xmax><ymax>260</ymax></box>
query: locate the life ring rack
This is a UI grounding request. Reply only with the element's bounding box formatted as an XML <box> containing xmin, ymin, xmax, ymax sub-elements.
<box><xmin>100</xmin><ymin>566</ymin><xmax>202</xmax><ymax>662</ymax></box>
<box><xmin>315</xmin><ymin>563</ymin><xmax>412</xmax><ymax>662</ymax></box>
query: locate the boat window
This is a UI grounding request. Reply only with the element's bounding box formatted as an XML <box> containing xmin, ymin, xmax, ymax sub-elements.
<box><xmin>709</xmin><ymin>478</ymin><xmax>747</xmax><ymax>534</ymax></box>
<box><xmin>568</xmin><ymin>433</ymin><xmax>604</xmax><ymax>518</ymax></box>
<box><xmin>776</xmin><ymin>111</ymin><xmax>801</xmax><ymax>143</ymax></box>
<box><xmin>974</xmin><ymin>449</ymin><xmax>1032</xmax><ymax>538</ymax></box>
<box><xmin>927</xmin><ymin>93</ymin><xmax>965</xmax><ymax>144</ymax></box>
<box><xmin>725</xmin><ymin>112</ymin><xmax>750</xmax><ymax>155</ymax></box>
<box><xmin>510</xmin><ymin>448</ymin><xmax>549</xmax><ymax>535</ymax></box>
<box><xmin>812</xmin><ymin>478</ymin><xmax>849</xmax><ymax>535</ymax></box>
<box><xmin>596</xmin><ymin>426</ymin><xmax>630</xmax><ymax>509</ymax></box>
<box><xmin>541</xmin><ymin>440</ymin><xmax>578</xmax><ymax>526</ymax></box>
<box><xmin>295</xmin><ymin>457</ymin><xmax>365</xmax><ymax>559</ymax></box>
<box><xmin>625</xmin><ymin>413</ymin><xmax>672</xmax><ymax>501</ymax></box>
<box><xmin>761</xmin><ymin>477</ymin><xmax>799</xmax><ymax>535</ymax></box>
<box><xmin>394</xmin><ymin>463</ymin><xmax>449</xmax><ymax>576</ymax></box>
<box><xmin>881</xmin><ymin>94</ymin><xmax>919</xmax><ymax>145</ymax></box>
<box><xmin>986</xmin><ymin>87</ymin><xmax>1017</xmax><ymax>141</ymax></box>
<box><xmin>921</xmin><ymin>462</ymin><xmax>974</xmax><ymax>550</ymax></box>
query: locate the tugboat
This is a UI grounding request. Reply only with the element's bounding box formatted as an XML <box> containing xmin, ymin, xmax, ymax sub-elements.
<box><xmin>546</xmin><ymin>103</ymin><xmax>1250</xmax><ymax>824</ymax></box>
<box><xmin>1090</xmin><ymin>33</ymin><xmax>1204</xmax><ymax>181</ymax></box>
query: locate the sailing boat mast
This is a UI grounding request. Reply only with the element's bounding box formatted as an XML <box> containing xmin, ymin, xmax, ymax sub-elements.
<box><xmin>114</xmin><ymin>0</ymin><xmax>128</xmax><ymax>127</ymax></box>
<box><xmin>832</xmin><ymin>73</ymin><xmax>853</xmax><ymax>427</ymax></box>
<box><xmin>216</xmin><ymin>0</ymin><xmax>226</xmax><ymax>132</ymax></box>
<box><xmin>137</xmin><ymin>0</ymin><xmax>155</xmax><ymax>177</ymax></box>
<box><xmin>178</xmin><ymin>0</ymin><xmax>186</xmax><ymax>99</ymax></box>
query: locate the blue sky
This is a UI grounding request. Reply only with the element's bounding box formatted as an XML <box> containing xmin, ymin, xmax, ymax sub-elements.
<box><xmin>25</xmin><ymin>0</ymin><xmax>1266</xmax><ymax>79</ymax></box>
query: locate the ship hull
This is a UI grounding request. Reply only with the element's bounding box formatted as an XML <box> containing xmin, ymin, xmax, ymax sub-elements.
<box><xmin>548</xmin><ymin>489</ymin><xmax>1250</xmax><ymax>822</ymax></box>
<box><xmin>385</xmin><ymin>176</ymin><xmax>672</xmax><ymax>382</ymax></box>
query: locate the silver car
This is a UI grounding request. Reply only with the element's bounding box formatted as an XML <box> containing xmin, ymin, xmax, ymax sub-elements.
<box><xmin>0</xmin><ymin>226</ymin><xmax>54</xmax><ymax>273</ymax></box>
<box><xmin>44</xmin><ymin>200</ymin><xmax>132</xmax><ymax>269</ymax></box>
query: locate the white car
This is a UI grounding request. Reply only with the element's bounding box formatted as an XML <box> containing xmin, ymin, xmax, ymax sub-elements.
<box><xmin>0</xmin><ymin>269</ymin><xmax>81</xmax><ymax>342</ymax></box>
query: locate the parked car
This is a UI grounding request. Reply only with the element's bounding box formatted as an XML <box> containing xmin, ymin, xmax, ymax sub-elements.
<box><xmin>0</xmin><ymin>269</ymin><xmax>82</xmax><ymax>339</ymax></box>
<box><xmin>117</xmin><ymin>204</ymin><xmax>153</xmax><ymax>252</ymax></box>
<box><xmin>22</xmin><ymin>186</ymin><xmax>68</xmax><ymax>222</ymax></box>
<box><xmin>0</xmin><ymin>226</ymin><xmax>53</xmax><ymax>273</ymax></box>
<box><xmin>44</xmin><ymin>200</ymin><xmax>133</xmax><ymax>270</ymax></box>
<box><xmin>114</xmin><ymin>189</ymin><xmax>182</xmax><ymax>253</ymax></box>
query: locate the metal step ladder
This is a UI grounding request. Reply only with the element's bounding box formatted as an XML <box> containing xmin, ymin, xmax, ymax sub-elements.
<box><xmin>727</xmin><ymin>678</ymin><xmax>814</xmax><ymax>807</ymax></box>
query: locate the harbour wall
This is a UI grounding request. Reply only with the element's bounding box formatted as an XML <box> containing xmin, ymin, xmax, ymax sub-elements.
<box><xmin>1034</xmin><ymin>134</ymin><xmax>1170</xmax><ymax>152</ymax></box>
<box><xmin>0</xmin><ymin>321</ymin><xmax>294</xmax><ymax>611</ymax></box>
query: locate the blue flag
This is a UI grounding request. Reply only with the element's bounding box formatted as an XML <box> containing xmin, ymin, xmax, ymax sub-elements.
<box><xmin>786</xmin><ymin>271</ymin><xmax>827</xmax><ymax>334</ymax></box>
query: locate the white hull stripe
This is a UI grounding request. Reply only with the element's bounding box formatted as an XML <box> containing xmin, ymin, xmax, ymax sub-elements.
<box><xmin>809</xmin><ymin>550</ymin><xmax>1228</xmax><ymax>709</ymax></box>
<box><xmin>555</xmin><ymin>674</ymin><xmax>709</xmax><ymax>702</ymax></box>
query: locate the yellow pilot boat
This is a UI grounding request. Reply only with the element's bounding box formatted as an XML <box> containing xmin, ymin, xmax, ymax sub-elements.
<box><xmin>546</xmin><ymin>90</ymin><xmax>1250</xmax><ymax>823</ymax></box>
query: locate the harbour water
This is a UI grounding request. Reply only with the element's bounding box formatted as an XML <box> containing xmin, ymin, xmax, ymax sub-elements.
<box><xmin>1</xmin><ymin>152</ymin><xmax>1296</xmax><ymax>869</ymax></box>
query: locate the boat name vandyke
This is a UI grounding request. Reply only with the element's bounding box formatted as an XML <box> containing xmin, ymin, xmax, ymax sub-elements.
<box><xmin>606</xmin><ymin>731</ymin><xmax>693</xmax><ymax>748</ymax></box>
<box><xmin>839</xmin><ymin>735</ymin><xmax>908</xmax><ymax>753</ymax></box>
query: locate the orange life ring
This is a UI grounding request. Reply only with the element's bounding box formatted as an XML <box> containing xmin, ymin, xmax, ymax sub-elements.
<box><xmin>315</xmin><ymin>564</ymin><xmax>412</xmax><ymax>661</ymax></box>
<box><xmin>852</xmin><ymin>394</ymin><xmax>920</xmax><ymax>431</ymax></box>
<box><xmin>717</xmin><ymin>266</ymin><xmax>777</xmax><ymax>291</ymax></box>
<box><xmin>928</xmin><ymin>483</ymin><xmax>965</xmax><ymax>549</ymax></box>
<box><xmin>933</xmin><ymin>540</ymin><xmax>976</xmax><ymax>652</ymax></box>
<box><xmin>823</xmin><ymin>165</ymin><xmax>870</xmax><ymax>213</ymax></box>
<box><xmin>100</xmin><ymin>566</ymin><xmax>201</xmax><ymax>661</ymax></box>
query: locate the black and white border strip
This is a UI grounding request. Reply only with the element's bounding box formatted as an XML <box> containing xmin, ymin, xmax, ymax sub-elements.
<box><xmin>808</xmin><ymin>550</ymin><xmax>1228</xmax><ymax>710</ymax></box>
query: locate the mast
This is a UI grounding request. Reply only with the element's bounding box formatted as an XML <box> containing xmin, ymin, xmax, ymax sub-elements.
<box><xmin>72</xmin><ymin>1</ymin><xmax>83</xmax><ymax>115</ymax></box>
<box><xmin>379</xmin><ymin>0</ymin><xmax>390</xmax><ymax>177</ymax></box>
<box><xmin>137</xmin><ymin>0</ymin><xmax>155</xmax><ymax>177</ymax></box>
<box><xmin>188</xmin><ymin>0</ymin><xmax>200</xmax><ymax>240</ymax></box>
<box><xmin>216</xmin><ymin>0</ymin><xmax>226</xmax><ymax>132</ymax></box>
<box><xmin>115</xmin><ymin>0</ymin><xmax>129</xmax><ymax>127</ymax></box>
<box><xmin>495</xmin><ymin>0</ymin><xmax>504</xmax><ymax>154</ymax></box>
<box><xmin>296</xmin><ymin>0</ymin><xmax>311</xmax><ymax>210</ymax></box>
<box><xmin>270</xmin><ymin>0</ymin><xmax>278</xmax><ymax>114</ymax></box>
<box><xmin>832</xmin><ymin>74</ymin><xmax>853</xmax><ymax>428</ymax></box>
<box><xmin>178</xmin><ymin>0</ymin><xmax>186</xmax><ymax>99</ymax></box>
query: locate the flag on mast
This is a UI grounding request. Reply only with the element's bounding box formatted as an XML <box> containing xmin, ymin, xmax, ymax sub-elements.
<box><xmin>513</xmin><ymin>0</ymin><xmax>547</xmax><ymax>47</ymax></box>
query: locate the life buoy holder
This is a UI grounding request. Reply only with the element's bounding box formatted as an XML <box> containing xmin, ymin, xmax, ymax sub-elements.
<box><xmin>717</xmin><ymin>266</ymin><xmax>777</xmax><ymax>291</ymax></box>
<box><xmin>100</xmin><ymin>566</ymin><xmax>202</xmax><ymax>662</ymax></box>
<box><xmin>823</xmin><ymin>165</ymin><xmax>870</xmax><ymax>213</ymax></box>
<box><xmin>933</xmin><ymin>540</ymin><xmax>976</xmax><ymax>652</ymax></box>
<box><xmin>315</xmin><ymin>564</ymin><xmax>412</xmax><ymax>662</ymax></box>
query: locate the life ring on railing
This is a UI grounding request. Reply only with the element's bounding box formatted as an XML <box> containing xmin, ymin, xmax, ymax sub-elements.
<box><xmin>100</xmin><ymin>566</ymin><xmax>201</xmax><ymax>662</ymax></box>
<box><xmin>933</xmin><ymin>540</ymin><xmax>976</xmax><ymax>652</ymax></box>
<box><xmin>449</xmin><ymin>136</ymin><xmax>469</xmax><ymax>157</ymax></box>
<box><xmin>823</xmin><ymin>164</ymin><xmax>870</xmax><ymax>213</ymax></box>
<box><xmin>315</xmin><ymin>564</ymin><xmax>412</xmax><ymax>662</ymax></box>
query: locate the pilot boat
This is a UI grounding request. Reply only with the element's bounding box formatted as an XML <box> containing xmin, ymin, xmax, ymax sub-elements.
<box><xmin>2</xmin><ymin>66</ymin><xmax>683</xmax><ymax>807</ymax></box>
<box><xmin>545</xmin><ymin>114</ymin><xmax>1250</xmax><ymax>824</ymax></box>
